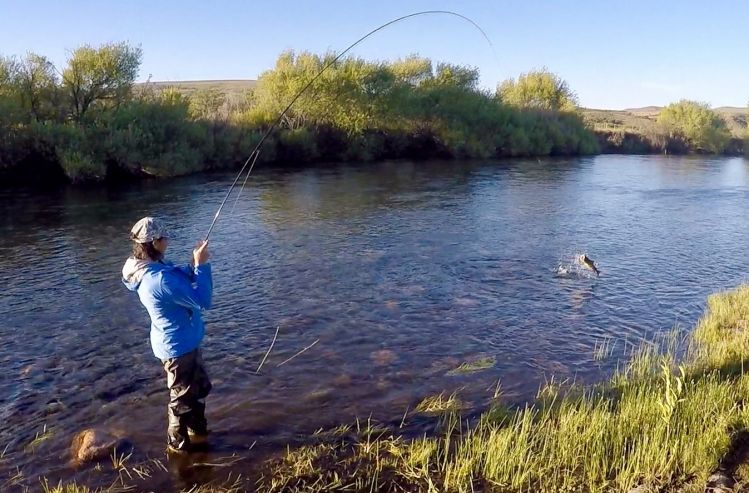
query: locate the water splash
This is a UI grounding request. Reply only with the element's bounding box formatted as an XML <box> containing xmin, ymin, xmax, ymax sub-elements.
<box><xmin>554</xmin><ymin>252</ymin><xmax>599</xmax><ymax>279</ymax></box>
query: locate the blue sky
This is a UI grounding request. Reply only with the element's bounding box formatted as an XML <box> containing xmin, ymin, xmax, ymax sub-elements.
<box><xmin>1</xmin><ymin>0</ymin><xmax>746</xmax><ymax>109</ymax></box>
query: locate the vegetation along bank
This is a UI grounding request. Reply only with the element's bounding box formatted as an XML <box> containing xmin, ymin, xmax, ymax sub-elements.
<box><xmin>1</xmin><ymin>42</ymin><xmax>746</xmax><ymax>186</ymax></box>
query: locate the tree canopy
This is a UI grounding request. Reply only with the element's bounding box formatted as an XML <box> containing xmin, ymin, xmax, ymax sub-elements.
<box><xmin>62</xmin><ymin>42</ymin><xmax>142</xmax><ymax>122</ymax></box>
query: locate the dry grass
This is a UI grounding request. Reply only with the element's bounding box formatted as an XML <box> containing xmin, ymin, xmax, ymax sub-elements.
<box><xmin>135</xmin><ymin>79</ymin><xmax>256</xmax><ymax>105</ymax></box>
<box><xmin>25</xmin><ymin>424</ymin><xmax>53</xmax><ymax>452</ymax></box>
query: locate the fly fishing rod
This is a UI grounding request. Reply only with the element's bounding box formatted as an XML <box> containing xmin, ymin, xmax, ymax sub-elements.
<box><xmin>204</xmin><ymin>10</ymin><xmax>498</xmax><ymax>241</ymax></box>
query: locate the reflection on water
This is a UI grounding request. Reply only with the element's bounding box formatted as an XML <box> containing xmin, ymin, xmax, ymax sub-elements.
<box><xmin>2</xmin><ymin>155</ymin><xmax>749</xmax><ymax>489</ymax></box>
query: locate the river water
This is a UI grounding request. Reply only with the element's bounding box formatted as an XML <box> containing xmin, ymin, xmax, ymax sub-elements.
<box><xmin>2</xmin><ymin>155</ymin><xmax>749</xmax><ymax>489</ymax></box>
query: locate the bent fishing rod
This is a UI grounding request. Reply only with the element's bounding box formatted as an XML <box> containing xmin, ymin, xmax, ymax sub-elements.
<box><xmin>204</xmin><ymin>10</ymin><xmax>497</xmax><ymax>241</ymax></box>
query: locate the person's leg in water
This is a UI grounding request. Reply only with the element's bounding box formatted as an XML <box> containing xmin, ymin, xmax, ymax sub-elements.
<box><xmin>163</xmin><ymin>349</ymin><xmax>212</xmax><ymax>452</ymax></box>
<box><xmin>187</xmin><ymin>349</ymin><xmax>212</xmax><ymax>442</ymax></box>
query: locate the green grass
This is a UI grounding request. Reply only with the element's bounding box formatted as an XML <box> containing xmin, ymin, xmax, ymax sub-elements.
<box><xmin>258</xmin><ymin>285</ymin><xmax>749</xmax><ymax>492</ymax></box>
<box><xmin>446</xmin><ymin>356</ymin><xmax>496</xmax><ymax>375</ymax></box>
<box><xmin>25</xmin><ymin>424</ymin><xmax>53</xmax><ymax>452</ymax></box>
<box><xmin>593</xmin><ymin>337</ymin><xmax>616</xmax><ymax>361</ymax></box>
<box><xmin>414</xmin><ymin>392</ymin><xmax>463</xmax><ymax>414</ymax></box>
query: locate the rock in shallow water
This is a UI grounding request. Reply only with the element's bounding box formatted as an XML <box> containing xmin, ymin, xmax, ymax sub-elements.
<box><xmin>370</xmin><ymin>349</ymin><xmax>397</xmax><ymax>366</ymax></box>
<box><xmin>70</xmin><ymin>428</ymin><xmax>131</xmax><ymax>463</ymax></box>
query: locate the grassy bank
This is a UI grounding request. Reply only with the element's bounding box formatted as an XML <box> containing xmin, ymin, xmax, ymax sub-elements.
<box><xmin>27</xmin><ymin>285</ymin><xmax>749</xmax><ymax>492</ymax></box>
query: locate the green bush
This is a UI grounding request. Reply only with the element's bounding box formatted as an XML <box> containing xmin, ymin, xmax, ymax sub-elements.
<box><xmin>658</xmin><ymin>100</ymin><xmax>731</xmax><ymax>154</ymax></box>
<box><xmin>498</xmin><ymin>68</ymin><xmax>579</xmax><ymax>112</ymax></box>
<box><xmin>59</xmin><ymin>149</ymin><xmax>105</xmax><ymax>182</ymax></box>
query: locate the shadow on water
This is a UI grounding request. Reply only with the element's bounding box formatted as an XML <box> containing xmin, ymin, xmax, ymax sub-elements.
<box><xmin>2</xmin><ymin>156</ymin><xmax>749</xmax><ymax>489</ymax></box>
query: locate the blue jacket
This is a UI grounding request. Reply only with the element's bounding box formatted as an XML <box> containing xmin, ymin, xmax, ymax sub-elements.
<box><xmin>122</xmin><ymin>258</ymin><xmax>212</xmax><ymax>360</ymax></box>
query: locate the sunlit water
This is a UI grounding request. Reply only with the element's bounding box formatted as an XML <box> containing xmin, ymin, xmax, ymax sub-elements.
<box><xmin>2</xmin><ymin>155</ymin><xmax>749</xmax><ymax>489</ymax></box>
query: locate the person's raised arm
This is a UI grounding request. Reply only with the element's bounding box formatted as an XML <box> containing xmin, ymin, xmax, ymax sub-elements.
<box><xmin>161</xmin><ymin>241</ymin><xmax>212</xmax><ymax>310</ymax></box>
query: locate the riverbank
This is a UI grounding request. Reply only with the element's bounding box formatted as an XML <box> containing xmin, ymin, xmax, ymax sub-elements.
<box><xmin>23</xmin><ymin>284</ymin><xmax>749</xmax><ymax>492</ymax></box>
<box><xmin>0</xmin><ymin>108</ymin><xmax>600</xmax><ymax>187</ymax></box>
<box><xmin>585</xmin><ymin>107</ymin><xmax>747</xmax><ymax>155</ymax></box>
<box><xmin>2</xmin><ymin>119</ymin><xmax>744</xmax><ymax>188</ymax></box>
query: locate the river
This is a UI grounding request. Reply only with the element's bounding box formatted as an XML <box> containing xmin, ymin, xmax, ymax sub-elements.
<box><xmin>2</xmin><ymin>155</ymin><xmax>749</xmax><ymax>489</ymax></box>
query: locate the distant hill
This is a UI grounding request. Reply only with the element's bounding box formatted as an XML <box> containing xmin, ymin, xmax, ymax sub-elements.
<box><xmin>623</xmin><ymin>106</ymin><xmax>662</xmax><ymax>114</ymax></box>
<box><xmin>624</xmin><ymin>105</ymin><xmax>746</xmax><ymax>115</ymax></box>
<box><xmin>584</xmin><ymin>106</ymin><xmax>747</xmax><ymax>138</ymax></box>
<box><xmin>136</xmin><ymin>79</ymin><xmax>257</xmax><ymax>104</ymax></box>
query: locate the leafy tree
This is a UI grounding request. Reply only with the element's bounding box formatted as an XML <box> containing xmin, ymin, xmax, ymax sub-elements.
<box><xmin>16</xmin><ymin>53</ymin><xmax>59</xmax><ymax>122</ymax></box>
<box><xmin>498</xmin><ymin>68</ymin><xmax>578</xmax><ymax>112</ymax></box>
<box><xmin>657</xmin><ymin>100</ymin><xmax>731</xmax><ymax>153</ymax></box>
<box><xmin>0</xmin><ymin>55</ymin><xmax>18</xmax><ymax>91</ymax></box>
<box><xmin>0</xmin><ymin>56</ymin><xmax>22</xmax><ymax>121</ymax></box>
<box><xmin>62</xmin><ymin>42</ymin><xmax>142</xmax><ymax>122</ymax></box>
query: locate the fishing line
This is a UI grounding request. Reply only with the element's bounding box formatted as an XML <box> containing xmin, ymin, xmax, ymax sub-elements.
<box><xmin>229</xmin><ymin>149</ymin><xmax>260</xmax><ymax>215</ymax></box>
<box><xmin>204</xmin><ymin>10</ymin><xmax>499</xmax><ymax>240</ymax></box>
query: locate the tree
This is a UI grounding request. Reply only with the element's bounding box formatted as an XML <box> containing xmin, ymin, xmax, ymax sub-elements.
<box><xmin>0</xmin><ymin>56</ymin><xmax>18</xmax><ymax>91</ymax></box>
<box><xmin>0</xmin><ymin>55</ymin><xmax>26</xmax><ymax>126</ymax></box>
<box><xmin>657</xmin><ymin>100</ymin><xmax>731</xmax><ymax>153</ymax></box>
<box><xmin>498</xmin><ymin>68</ymin><xmax>578</xmax><ymax>112</ymax></box>
<box><xmin>62</xmin><ymin>42</ymin><xmax>142</xmax><ymax>122</ymax></box>
<box><xmin>16</xmin><ymin>53</ymin><xmax>59</xmax><ymax>122</ymax></box>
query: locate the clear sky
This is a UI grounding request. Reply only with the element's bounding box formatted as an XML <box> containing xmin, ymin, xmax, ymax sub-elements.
<box><xmin>1</xmin><ymin>0</ymin><xmax>746</xmax><ymax>109</ymax></box>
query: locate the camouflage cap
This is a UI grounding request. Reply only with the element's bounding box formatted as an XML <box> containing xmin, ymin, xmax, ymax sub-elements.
<box><xmin>130</xmin><ymin>217</ymin><xmax>169</xmax><ymax>243</ymax></box>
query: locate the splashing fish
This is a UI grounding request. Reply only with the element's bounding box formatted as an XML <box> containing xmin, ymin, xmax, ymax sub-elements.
<box><xmin>578</xmin><ymin>254</ymin><xmax>600</xmax><ymax>276</ymax></box>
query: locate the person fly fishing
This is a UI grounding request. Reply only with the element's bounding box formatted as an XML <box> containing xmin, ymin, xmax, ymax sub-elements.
<box><xmin>121</xmin><ymin>217</ymin><xmax>213</xmax><ymax>454</ymax></box>
<box><xmin>114</xmin><ymin>9</ymin><xmax>493</xmax><ymax>457</ymax></box>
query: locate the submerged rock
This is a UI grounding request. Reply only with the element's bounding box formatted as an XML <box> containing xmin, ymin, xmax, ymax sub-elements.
<box><xmin>44</xmin><ymin>399</ymin><xmax>65</xmax><ymax>415</ymax></box>
<box><xmin>332</xmin><ymin>374</ymin><xmax>353</xmax><ymax>387</ymax></box>
<box><xmin>706</xmin><ymin>470</ymin><xmax>735</xmax><ymax>492</ymax></box>
<box><xmin>70</xmin><ymin>428</ymin><xmax>131</xmax><ymax>464</ymax></box>
<box><xmin>370</xmin><ymin>349</ymin><xmax>397</xmax><ymax>366</ymax></box>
